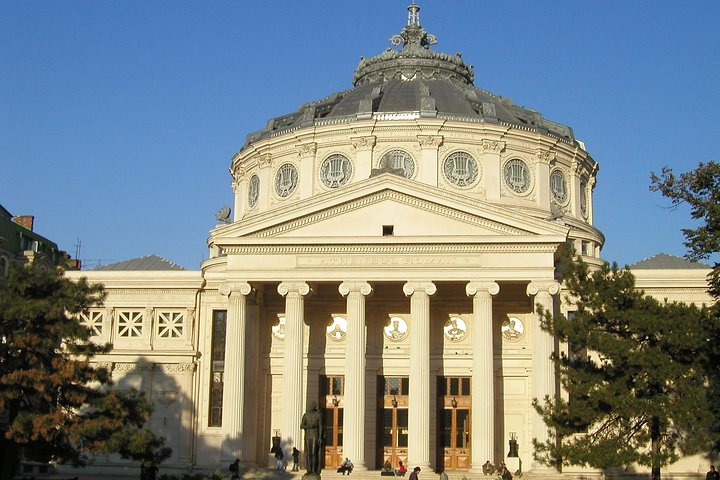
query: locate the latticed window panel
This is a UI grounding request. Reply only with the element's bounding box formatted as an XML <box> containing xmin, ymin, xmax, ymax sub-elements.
<box><xmin>157</xmin><ymin>311</ymin><xmax>184</xmax><ymax>338</ymax></box>
<box><xmin>117</xmin><ymin>311</ymin><xmax>143</xmax><ymax>337</ymax></box>
<box><xmin>80</xmin><ymin>310</ymin><xmax>104</xmax><ymax>336</ymax></box>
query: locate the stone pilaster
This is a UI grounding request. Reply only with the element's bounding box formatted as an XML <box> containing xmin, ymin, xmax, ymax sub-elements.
<box><xmin>527</xmin><ymin>281</ymin><xmax>560</xmax><ymax>473</ymax></box>
<box><xmin>277</xmin><ymin>282</ymin><xmax>310</xmax><ymax>452</ymax></box>
<box><xmin>479</xmin><ymin>139</ymin><xmax>505</xmax><ymax>201</ymax></box>
<box><xmin>339</xmin><ymin>281</ymin><xmax>373</xmax><ymax>470</ymax></box>
<box><xmin>417</xmin><ymin>135</ymin><xmax>443</xmax><ymax>186</ymax></box>
<box><xmin>220</xmin><ymin>282</ymin><xmax>252</xmax><ymax>462</ymax></box>
<box><xmin>403</xmin><ymin>281</ymin><xmax>437</xmax><ymax>469</ymax></box>
<box><xmin>351</xmin><ymin>136</ymin><xmax>376</xmax><ymax>180</ymax></box>
<box><xmin>466</xmin><ymin>281</ymin><xmax>500</xmax><ymax>470</ymax></box>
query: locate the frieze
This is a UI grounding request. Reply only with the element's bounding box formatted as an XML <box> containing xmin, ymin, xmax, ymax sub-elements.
<box><xmin>156</xmin><ymin>363</ymin><xmax>196</xmax><ymax>374</ymax></box>
<box><xmin>298</xmin><ymin>255</ymin><xmax>482</xmax><ymax>268</ymax></box>
<box><xmin>92</xmin><ymin>361</ymin><xmax>114</xmax><ymax>372</ymax></box>
<box><xmin>222</xmin><ymin>243</ymin><xmax>558</xmax><ymax>256</ymax></box>
<box><xmin>114</xmin><ymin>362</ymin><xmax>155</xmax><ymax>373</ymax></box>
<box><xmin>102</xmin><ymin>289</ymin><xmax>198</xmax><ymax>295</ymax></box>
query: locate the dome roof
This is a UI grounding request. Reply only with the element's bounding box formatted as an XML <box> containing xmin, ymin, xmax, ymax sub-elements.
<box><xmin>242</xmin><ymin>4</ymin><xmax>575</xmax><ymax>148</ymax></box>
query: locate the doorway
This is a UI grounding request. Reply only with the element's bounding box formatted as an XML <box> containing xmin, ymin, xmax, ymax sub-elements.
<box><xmin>321</xmin><ymin>375</ymin><xmax>344</xmax><ymax>468</ymax></box>
<box><xmin>438</xmin><ymin>377</ymin><xmax>471</xmax><ymax>470</ymax></box>
<box><xmin>378</xmin><ymin>376</ymin><xmax>409</xmax><ymax>469</ymax></box>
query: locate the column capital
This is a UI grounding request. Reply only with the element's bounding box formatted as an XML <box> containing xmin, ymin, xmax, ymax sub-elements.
<box><xmin>218</xmin><ymin>282</ymin><xmax>252</xmax><ymax>297</ymax></box>
<box><xmin>417</xmin><ymin>134</ymin><xmax>443</xmax><ymax>148</ymax></box>
<box><xmin>277</xmin><ymin>281</ymin><xmax>310</xmax><ymax>297</ymax></box>
<box><xmin>526</xmin><ymin>281</ymin><xmax>560</xmax><ymax>297</ymax></box>
<box><xmin>403</xmin><ymin>281</ymin><xmax>437</xmax><ymax>297</ymax></box>
<box><xmin>339</xmin><ymin>281</ymin><xmax>372</xmax><ymax>297</ymax></box>
<box><xmin>465</xmin><ymin>281</ymin><xmax>500</xmax><ymax>297</ymax></box>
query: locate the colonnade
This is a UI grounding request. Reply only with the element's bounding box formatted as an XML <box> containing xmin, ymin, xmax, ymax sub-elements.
<box><xmin>219</xmin><ymin>279</ymin><xmax>559</xmax><ymax>473</ymax></box>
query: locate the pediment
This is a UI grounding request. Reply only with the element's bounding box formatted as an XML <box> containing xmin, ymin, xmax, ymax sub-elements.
<box><xmin>211</xmin><ymin>175</ymin><xmax>568</xmax><ymax>244</ymax></box>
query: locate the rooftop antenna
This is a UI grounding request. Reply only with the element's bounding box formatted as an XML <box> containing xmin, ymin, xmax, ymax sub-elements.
<box><xmin>74</xmin><ymin>238</ymin><xmax>81</xmax><ymax>260</ymax></box>
<box><xmin>407</xmin><ymin>1</ymin><xmax>421</xmax><ymax>26</ymax></box>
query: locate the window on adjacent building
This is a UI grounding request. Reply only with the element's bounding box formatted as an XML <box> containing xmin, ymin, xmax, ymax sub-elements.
<box><xmin>157</xmin><ymin>311</ymin><xmax>184</xmax><ymax>338</ymax></box>
<box><xmin>80</xmin><ymin>310</ymin><xmax>103</xmax><ymax>336</ymax></box>
<box><xmin>117</xmin><ymin>311</ymin><xmax>143</xmax><ymax>337</ymax></box>
<box><xmin>208</xmin><ymin>310</ymin><xmax>227</xmax><ymax>427</ymax></box>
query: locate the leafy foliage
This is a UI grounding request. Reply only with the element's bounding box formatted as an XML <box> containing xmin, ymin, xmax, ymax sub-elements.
<box><xmin>0</xmin><ymin>261</ymin><xmax>168</xmax><ymax>480</ymax></box>
<box><xmin>533</xmin><ymin>246</ymin><xmax>713</xmax><ymax>478</ymax></box>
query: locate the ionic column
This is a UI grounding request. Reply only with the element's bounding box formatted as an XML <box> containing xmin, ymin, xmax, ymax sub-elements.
<box><xmin>220</xmin><ymin>282</ymin><xmax>252</xmax><ymax>462</ymax></box>
<box><xmin>277</xmin><ymin>282</ymin><xmax>310</xmax><ymax>452</ymax></box>
<box><xmin>466</xmin><ymin>282</ymin><xmax>500</xmax><ymax>471</ymax></box>
<box><xmin>403</xmin><ymin>281</ymin><xmax>437</xmax><ymax>469</ymax></box>
<box><xmin>527</xmin><ymin>281</ymin><xmax>560</xmax><ymax>472</ymax></box>
<box><xmin>339</xmin><ymin>281</ymin><xmax>373</xmax><ymax>470</ymax></box>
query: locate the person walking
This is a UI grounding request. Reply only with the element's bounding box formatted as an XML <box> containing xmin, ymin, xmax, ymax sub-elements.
<box><xmin>292</xmin><ymin>448</ymin><xmax>300</xmax><ymax>472</ymax></box>
<box><xmin>409</xmin><ymin>466</ymin><xmax>421</xmax><ymax>480</ymax></box>
<box><xmin>275</xmin><ymin>448</ymin><xmax>285</xmax><ymax>473</ymax></box>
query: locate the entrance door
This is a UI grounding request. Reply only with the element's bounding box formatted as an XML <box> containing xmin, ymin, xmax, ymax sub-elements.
<box><xmin>379</xmin><ymin>377</ymin><xmax>409</xmax><ymax>468</ymax></box>
<box><xmin>322</xmin><ymin>376</ymin><xmax>344</xmax><ymax>468</ymax></box>
<box><xmin>438</xmin><ymin>377</ymin><xmax>471</xmax><ymax>470</ymax></box>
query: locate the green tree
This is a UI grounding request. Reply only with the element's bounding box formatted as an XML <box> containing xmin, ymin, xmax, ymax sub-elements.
<box><xmin>651</xmin><ymin>160</ymin><xmax>720</xmax><ymax>453</ymax></box>
<box><xmin>0</xmin><ymin>261</ymin><xmax>168</xmax><ymax>480</ymax></box>
<box><xmin>533</xmin><ymin>246</ymin><xmax>713</xmax><ymax>480</ymax></box>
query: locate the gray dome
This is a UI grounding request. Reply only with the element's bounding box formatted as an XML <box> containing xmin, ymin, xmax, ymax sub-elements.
<box><xmin>243</xmin><ymin>5</ymin><xmax>575</xmax><ymax>148</ymax></box>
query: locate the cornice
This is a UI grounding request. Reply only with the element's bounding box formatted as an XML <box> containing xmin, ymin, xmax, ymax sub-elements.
<box><xmin>221</xmin><ymin>243</ymin><xmax>559</xmax><ymax>256</ymax></box>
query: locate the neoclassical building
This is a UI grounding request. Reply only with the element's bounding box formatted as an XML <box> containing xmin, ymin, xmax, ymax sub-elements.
<box><xmin>66</xmin><ymin>5</ymin><xmax>712</xmax><ymax>478</ymax></box>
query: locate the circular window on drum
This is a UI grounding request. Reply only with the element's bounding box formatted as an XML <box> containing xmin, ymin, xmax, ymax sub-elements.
<box><xmin>550</xmin><ymin>169</ymin><xmax>568</xmax><ymax>205</ymax></box>
<box><xmin>274</xmin><ymin>163</ymin><xmax>299</xmax><ymax>197</ymax></box>
<box><xmin>320</xmin><ymin>154</ymin><xmax>353</xmax><ymax>188</ymax></box>
<box><xmin>247</xmin><ymin>174</ymin><xmax>260</xmax><ymax>208</ymax></box>
<box><xmin>380</xmin><ymin>149</ymin><xmax>415</xmax><ymax>178</ymax></box>
<box><xmin>443</xmin><ymin>152</ymin><xmax>479</xmax><ymax>187</ymax></box>
<box><xmin>503</xmin><ymin>159</ymin><xmax>532</xmax><ymax>194</ymax></box>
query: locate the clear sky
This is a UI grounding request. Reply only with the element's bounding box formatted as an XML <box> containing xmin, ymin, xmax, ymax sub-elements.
<box><xmin>2</xmin><ymin>1</ymin><xmax>718</xmax><ymax>270</ymax></box>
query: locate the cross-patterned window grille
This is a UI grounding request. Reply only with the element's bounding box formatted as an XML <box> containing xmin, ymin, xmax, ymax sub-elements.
<box><xmin>117</xmin><ymin>311</ymin><xmax>143</xmax><ymax>337</ymax></box>
<box><xmin>157</xmin><ymin>311</ymin><xmax>184</xmax><ymax>338</ymax></box>
<box><xmin>209</xmin><ymin>310</ymin><xmax>227</xmax><ymax>427</ymax></box>
<box><xmin>80</xmin><ymin>310</ymin><xmax>103</xmax><ymax>336</ymax></box>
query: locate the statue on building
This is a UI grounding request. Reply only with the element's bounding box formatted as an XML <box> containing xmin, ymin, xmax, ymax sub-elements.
<box><xmin>301</xmin><ymin>401</ymin><xmax>323</xmax><ymax>476</ymax></box>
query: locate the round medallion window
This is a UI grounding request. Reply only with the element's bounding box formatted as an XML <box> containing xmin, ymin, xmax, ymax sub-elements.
<box><xmin>384</xmin><ymin>316</ymin><xmax>409</xmax><ymax>341</ymax></box>
<box><xmin>326</xmin><ymin>316</ymin><xmax>347</xmax><ymax>342</ymax></box>
<box><xmin>550</xmin><ymin>169</ymin><xmax>568</xmax><ymax>204</ymax></box>
<box><xmin>443</xmin><ymin>152</ymin><xmax>479</xmax><ymax>187</ymax></box>
<box><xmin>580</xmin><ymin>179</ymin><xmax>588</xmax><ymax>217</ymax></box>
<box><xmin>248</xmin><ymin>174</ymin><xmax>260</xmax><ymax>208</ymax></box>
<box><xmin>501</xmin><ymin>317</ymin><xmax>525</xmax><ymax>342</ymax></box>
<box><xmin>274</xmin><ymin>163</ymin><xmax>298</xmax><ymax>197</ymax></box>
<box><xmin>380</xmin><ymin>149</ymin><xmax>416</xmax><ymax>178</ymax></box>
<box><xmin>320</xmin><ymin>154</ymin><xmax>353</xmax><ymax>188</ymax></box>
<box><xmin>504</xmin><ymin>159</ymin><xmax>532</xmax><ymax>194</ymax></box>
<box><xmin>443</xmin><ymin>316</ymin><xmax>467</xmax><ymax>342</ymax></box>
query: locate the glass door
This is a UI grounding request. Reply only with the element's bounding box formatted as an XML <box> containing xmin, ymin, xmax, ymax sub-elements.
<box><xmin>438</xmin><ymin>377</ymin><xmax>471</xmax><ymax>470</ymax></box>
<box><xmin>322</xmin><ymin>376</ymin><xmax>344</xmax><ymax>468</ymax></box>
<box><xmin>379</xmin><ymin>377</ymin><xmax>409</xmax><ymax>469</ymax></box>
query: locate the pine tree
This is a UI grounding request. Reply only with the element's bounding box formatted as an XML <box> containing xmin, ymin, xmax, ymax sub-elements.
<box><xmin>533</xmin><ymin>246</ymin><xmax>713</xmax><ymax>480</ymax></box>
<box><xmin>0</xmin><ymin>261</ymin><xmax>168</xmax><ymax>480</ymax></box>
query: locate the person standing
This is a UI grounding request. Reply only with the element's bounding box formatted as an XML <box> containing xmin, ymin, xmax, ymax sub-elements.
<box><xmin>275</xmin><ymin>448</ymin><xmax>284</xmax><ymax>473</ymax></box>
<box><xmin>707</xmin><ymin>465</ymin><xmax>720</xmax><ymax>480</ymax></box>
<box><xmin>291</xmin><ymin>448</ymin><xmax>300</xmax><ymax>471</ymax></box>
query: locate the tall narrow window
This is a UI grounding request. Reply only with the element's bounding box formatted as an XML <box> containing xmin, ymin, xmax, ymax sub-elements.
<box><xmin>209</xmin><ymin>310</ymin><xmax>227</xmax><ymax>427</ymax></box>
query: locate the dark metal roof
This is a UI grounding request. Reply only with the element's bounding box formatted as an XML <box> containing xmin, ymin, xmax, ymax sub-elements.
<box><xmin>242</xmin><ymin>6</ymin><xmax>576</xmax><ymax>149</ymax></box>
<box><xmin>93</xmin><ymin>254</ymin><xmax>186</xmax><ymax>271</ymax></box>
<box><xmin>629</xmin><ymin>253</ymin><xmax>710</xmax><ymax>270</ymax></box>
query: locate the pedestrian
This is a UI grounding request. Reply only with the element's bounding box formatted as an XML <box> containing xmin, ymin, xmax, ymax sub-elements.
<box><xmin>409</xmin><ymin>466</ymin><xmax>421</xmax><ymax>480</ymax></box>
<box><xmin>337</xmin><ymin>457</ymin><xmax>354</xmax><ymax>475</ymax></box>
<box><xmin>437</xmin><ymin>468</ymin><xmax>448</xmax><ymax>480</ymax></box>
<box><xmin>396</xmin><ymin>461</ymin><xmax>407</xmax><ymax>476</ymax></box>
<box><xmin>275</xmin><ymin>448</ymin><xmax>284</xmax><ymax>472</ymax></box>
<box><xmin>229</xmin><ymin>458</ymin><xmax>240</xmax><ymax>480</ymax></box>
<box><xmin>707</xmin><ymin>465</ymin><xmax>720</xmax><ymax>480</ymax></box>
<box><xmin>292</xmin><ymin>447</ymin><xmax>300</xmax><ymax>471</ymax></box>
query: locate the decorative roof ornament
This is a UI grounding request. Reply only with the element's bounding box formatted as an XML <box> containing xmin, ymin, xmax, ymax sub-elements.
<box><xmin>353</xmin><ymin>2</ymin><xmax>474</xmax><ymax>87</ymax></box>
<box><xmin>389</xmin><ymin>2</ymin><xmax>437</xmax><ymax>54</ymax></box>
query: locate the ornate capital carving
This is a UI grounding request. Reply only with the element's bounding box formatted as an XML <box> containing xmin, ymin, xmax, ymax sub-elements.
<box><xmin>479</xmin><ymin>139</ymin><xmax>505</xmax><ymax>154</ymax></box>
<box><xmin>230</xmin><ymin>164</ymin><xmax>247</xmax><ymax>182</ymax></box>
<box><xmin>277</xmin><ymin>282</ymin><xmax>311</xmax><ymax>297</ymax></box>
<box><xmin>351</xmin><ymin>136</ymin><xmax>376</xmax><ymax>150</ymax></box>
<box><xmin>535</xmin><ymin>149</ymin><xmax>555</xmax><ymax>164</ymax></box>
<box><xmin>417</xmin><ymin>135</ymin><xmax>443</xmax><ymax>148</ymax></box>
<box><xmin>157</xmin><ymin>363</ymin><xmax>196</xmax><ymax>374</ymax></box>
<box><xmin>402</xmin><ymin>281</ymin><xmax>437</xmax><ymax>297</ymax></box>
<box><xmin>218</xmin><ymin>282</ymin><xmax>252</xmax><ymax>297</ymax></box>
<box><xmin>339</xmin><ymin>281</ymin><xmax>372</xmax><ymax>297</ymax></box>
<box><xmin>258</xmin><ymin>153</ymin><xmax>273</xmax><ymax>169</ymax></box>
<box><xmin>296</xmin><ymin>142</ymin><xmax>317</xmax><ymax>157</ymax></box>
<box><xmin>465</xmin><ymin>281</ymin><xmax>500</xmax><ymax>297</ymax></box>
<box><xmin>526</xmin><ymin>281</ymin><xmax>560</xmax><ymax>297</ymax></box>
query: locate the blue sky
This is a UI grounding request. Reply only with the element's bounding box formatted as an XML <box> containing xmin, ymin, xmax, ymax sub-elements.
<box><xmin>2</xmin><ymin>1</ymin><xmax>718</xmax><ymax>270</ymax></box>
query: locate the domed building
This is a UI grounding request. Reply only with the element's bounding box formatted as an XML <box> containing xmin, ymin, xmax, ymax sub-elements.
<box><xmin>67</xmin><ymin>4</ymin><xmax>712</xmax><ymax>478</ymax></box>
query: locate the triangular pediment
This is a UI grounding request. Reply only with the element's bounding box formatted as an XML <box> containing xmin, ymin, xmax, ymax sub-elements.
<box><xmin>211</xmin><ymin>175</ymin><xmax>568</xmax><ymax>246</ymax></box>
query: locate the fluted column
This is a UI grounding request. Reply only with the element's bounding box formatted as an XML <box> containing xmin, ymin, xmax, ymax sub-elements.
<box><xmin>278</xmin><ymin>282</ymin><xmax>310</xmax><ymax>452</ymax></box>
<box><xmin>339</xmin><ymin>281</ymin><xmax>373</xmax><ymax>470</ymax></box>
<box><xmin>466</xmin><ymin>282</ymin><xmax>500</xmax><ymax>470</ymax></box>
<box><xmin>403</xmin><ymin>281</ymin><xmax>437</xmax><ymax>469</ymax></box>
<box><xmin>527</xmin><ymin>281</ymin><xmax>560</xmax><ymax>472</ymax></box>
<box><xmin>220</xmin><ymin>282</ymin><xmax>252</xmax><ymax>462</ymax></box>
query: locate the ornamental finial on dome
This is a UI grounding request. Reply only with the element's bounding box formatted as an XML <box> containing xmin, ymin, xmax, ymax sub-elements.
<box><xmin>390</xmin><ymin>2</ymin><xmax>437</xmax><ymax>52</ymax></box>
